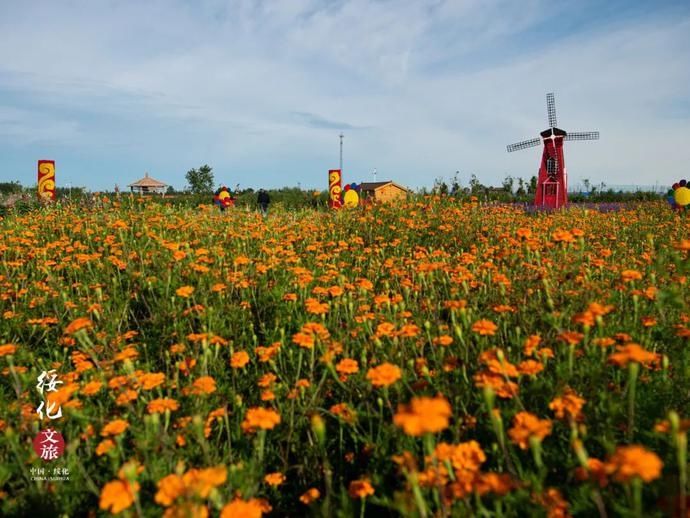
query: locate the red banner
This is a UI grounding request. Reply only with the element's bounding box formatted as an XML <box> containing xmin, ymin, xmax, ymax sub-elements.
<box><xmin>328</xmin><ymin>169</ymin><xmax>342</xmax><ymax>209</ymax></box>
<box><xmin>38</xmin><ymin>160</ymin><xmax>56</xmax><ymax>201</ymax></box>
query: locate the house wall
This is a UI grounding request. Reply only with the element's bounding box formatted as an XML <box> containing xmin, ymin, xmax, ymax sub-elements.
<box><xmin>375</xmin><ymin>185</ymin><xmax>407</xmax><ymax>203</ymax></box>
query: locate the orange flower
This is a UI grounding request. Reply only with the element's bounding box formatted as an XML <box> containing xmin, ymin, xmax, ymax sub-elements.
<box><xmin>139</xmin><ymin>372</ymin><xmax>166</xmax><ymax>390</ymax></box>
<box><xmin>552</xmin><ymin>229</ymin><xmax>575</xmax><ymax>243</ymax></box>
<box><xmin>82</xmin><ymin>380</ymin><xmax>103</xmax><ymax>396</ymax></box>
<box><xmin>549</xmin><ymin>389</ymin><xmax>585</xmax><ymax>421</ymax></box>
<box><xmin>558</xmin><ymin>331</ymin><xmax>584</xmax><ymax>346</ymax></box>
<box><xmin>154</xmin><ymin>474</ymin><xmax>186</xmax><ymax>506</ymax></box>
<box><xmin>605</xmin><ymin>445</ymin><xmax>662</xmax><ymax>483</ymax></box>
<box><xmin>190</xmin><ymin>376</ymin><xmax>216</xmax><ymax>395</ymax></box>
<box><xmin>336</xmin><ymin>358</ymin><xmax>359</xmax><ymax>375</ymax></box>
<box><xmin>175</xmin><ymin>286</ymin><xmax>195</xmax><ymax>298</ymax></box>
<box><xmin>508</xmin><ymin>412</ymin><xmax>552</xmax><ymax>449</ymax></box>
<box><xmin>101</xmin><ymin>419</ymin><xmax>129</xmax><ymax>437</ymax></box>
<box><xmin>242</xmin><ymin>407</ymin><xmax>281</xmax><ymax>433</ymax></box>
<box><xmin>330</xmin><ymin>402</ymin><xmax>357</xmax><ymax>423</ymax></box>
<box><xmin>348</xmin><ymin>479</ymin><xmax>375</xmax><ymax>499</ymax></box>
<box><xmin>524</xmin><ymin>335</ymin><xmax>542</xmax><ymax>356</ymax></box>
<box><xmin>96</xmin><ymin>439</ymin><xmax>115</xmax><ymax>456</ymax></box>
<box><xmin>300</xmin><ymin>488</ymin><xmax>320</xmax><ymax>504</ymax></box>
<box><xmin>375</xmin><ymin>322</ymin><xmax>396</xmax><ymax>338</ymax></box>
<box><xmin>220</xmin><ymin>498</ymin><xmax>270</xmax><ymax>518</ymax></box>
<box><xmin>0</xmin><ymin>344</ymin><xmax>17</xmax><ymax>356</ymax></box>
<box><xmin>608</xmin><ymin>343</ymin><xmax>659</xmax><ymax>367</ymax></box>
<box><xmin>366</xmin><ymin>363</ymin><xmax>402</xmax><ymax>387</ymax></box>
<box><xmin>432</xmin><ymin>335</ymin><xmax>453</xmax><ymax>347</ymax></box>
<box><xmin>147</xmin><ymin>398</ymin><xmax>180</xmax><ymax>414</ymax></box>
<box><xmin>99</xmin><ymin>479</ymin><xmax>139</xmax><ymax>514</ymax></box>
<box><xmin>518</xmin><ymin>359</ymin><xmax>544</xmax><ymax>376</ymax></box>
<box><xmin>621</xmin><ymin>269</ymin><xmax>643</xmax><ymax>282</ymax></box>
<box><xmin>230</xmin><ymin>351</ymin><xmax>250</xmax><ymax>369</ymax></box>
<box><xmin>64</xmin><ymin>317</ymin><xmax>93</xmax><ymax>334</ymax></box>
<box><xmin>393</xmin><ymin>395</ymin><xmax>452</xmax><ymax>436</ymax></box>
<box><xmin>472</xmin><ymin>319</ymin><xmax>498</xmax><ymax>336</ymax></box>
<box><xmin>264</xmin><ymin>472</ymin><xmax>286</xmax><ymax>487</ymax></box>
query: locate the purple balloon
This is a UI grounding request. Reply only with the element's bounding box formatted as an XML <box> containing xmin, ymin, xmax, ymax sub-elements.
<box><xmin>681</xmin><ymin>180</ymin><xmax>688</xmax><ymax>187</ymax></box>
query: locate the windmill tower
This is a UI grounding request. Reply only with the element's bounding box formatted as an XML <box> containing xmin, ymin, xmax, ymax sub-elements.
<box><xmin>507</xmin><ymin>93</ymin><xmax>599</xmax><ymax>209</ymax></box>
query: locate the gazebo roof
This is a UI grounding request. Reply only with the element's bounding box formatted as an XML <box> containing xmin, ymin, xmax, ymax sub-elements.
<box><xmin>128</xmin><ymin>172</ymin><xmax>167</xmax><ymax>188</ymax></box>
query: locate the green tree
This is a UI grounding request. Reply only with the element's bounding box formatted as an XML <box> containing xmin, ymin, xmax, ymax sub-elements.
<box><xmin>528</xmin><ymin>175</ymin><xmax>538</xmax><ymax>195</ymax></box>
<box><xmin>502</xmin><ymin>174</ymin><xmax>515</xmax><ymax>194</ymax></box>
<box><xmin>185</xmin><ymin>165</ymin><xmax>214</xmax><ymax>194</ymax></box>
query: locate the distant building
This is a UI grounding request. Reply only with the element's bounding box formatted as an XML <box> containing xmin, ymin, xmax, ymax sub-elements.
<box><xmin>359</xmin><ymin>181</ymin><xmax>410</xmax><ymax>203</ymax></box>
<box><xmin>127</xmin><ymin>173</ymin><xmax>168</xmax><ymax>195</ymax></box>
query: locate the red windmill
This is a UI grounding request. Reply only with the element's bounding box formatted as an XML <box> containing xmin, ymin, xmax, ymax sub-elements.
<box><xmin>507</xmin><ymin>93</ymin><xmax>599</xmax><ymax>209</ymax></box>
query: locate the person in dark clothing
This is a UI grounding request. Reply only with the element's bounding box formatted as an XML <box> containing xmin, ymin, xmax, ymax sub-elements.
<box><xmin>257</xmin><ymin>189</ymin><xmax>270</xmax><ymax>217</ymax></box>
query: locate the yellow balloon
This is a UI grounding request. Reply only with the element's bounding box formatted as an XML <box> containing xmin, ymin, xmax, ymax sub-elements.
<box><xmin>343</xmin><ymin>189</ymin><xmax>359</xmax><ymax>208</ymax></box>
<box><xmin>674</xmin><ymin>187</ymin><xmax>690</xmax><ymax>206</ymax></box>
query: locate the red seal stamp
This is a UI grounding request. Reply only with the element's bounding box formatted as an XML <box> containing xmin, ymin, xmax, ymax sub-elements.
<box><xmin>33</xmin><ymin>429</ymin><xmax>65</xmax><ymax>461</ymax></box>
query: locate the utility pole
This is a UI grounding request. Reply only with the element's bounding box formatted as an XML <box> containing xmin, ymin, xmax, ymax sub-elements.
<box><xmin>339</xmin><ymin>133</ymin><xmax>344</xmax><ymax>173</ymax></box>
<box><xmin>373</xmin><ymin>168</ymin><xmax>377</xmax><ymax>182</ymax></box>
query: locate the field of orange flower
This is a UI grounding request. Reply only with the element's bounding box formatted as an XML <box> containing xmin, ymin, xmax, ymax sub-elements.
<box><xmin>1</xmin><ymin>197</ymin><xmax>689</xmax><ymax>517</ymax></box>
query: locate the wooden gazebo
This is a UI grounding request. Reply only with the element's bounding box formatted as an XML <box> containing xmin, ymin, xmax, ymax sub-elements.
<box><xmin>127</xmin><ymin>173</ymin><xmax>167</xmax><ymax>195</ymax></box>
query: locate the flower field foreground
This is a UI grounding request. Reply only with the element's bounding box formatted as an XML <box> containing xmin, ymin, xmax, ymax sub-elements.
<box><xmin>1</xmin><ymin>197</ymin><xmax>690</xmax><ymax>516</ymax></box>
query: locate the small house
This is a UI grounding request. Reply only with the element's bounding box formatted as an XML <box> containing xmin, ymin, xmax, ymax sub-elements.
<box><xmin>359</xmin><ymin>181</ymin><xmax>410</xmax><ymax>203</ymax></box>
<box><xmin>128</xmin><ymin>173</ymin><xmax>168</xmax><ymax>195</ymax></box>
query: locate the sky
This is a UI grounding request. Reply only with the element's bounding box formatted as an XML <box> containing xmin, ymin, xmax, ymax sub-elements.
<box><xmin>0</xmin><ymin>0</ymin><xmax>689</xmax><ymax>192</ymax></box>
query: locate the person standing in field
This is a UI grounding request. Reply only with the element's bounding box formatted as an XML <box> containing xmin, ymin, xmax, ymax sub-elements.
<box><xmin>257</xmin><ymin>189</ymin><xmax>270</xmax><ymax>217</ymax></box>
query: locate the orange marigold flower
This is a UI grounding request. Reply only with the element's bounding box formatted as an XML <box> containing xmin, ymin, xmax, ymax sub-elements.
<box><xmin>508</xmin><ymin>412</ymin><xmax>552</xmax><ymax>449</ymax></box>
<box><xmin>366</xmin><ymin>363</ymin><xmax>402</xmax><ymax>387</ymax></box>
<box><xmin>549</xmin><ymin>389</ymin><xmax>585</xmax><ymax>421</ymax></box>
<box><xmin>190</xmin><ymin>376</ymin><xmax>217</xmax><ymax>395</ymax></box>
<box><xmin>472</xmin><ymin>319</ymin><xmax>498</xmax><ymax>336</ymax></box>
<box><xmin>535</xmin><ymin>487</ymin><xmax>569</xmax><ymax>518</ymax></box>
<box><xmin>99</xmin><ymin>479</ymin><xmax>139</xmax><ymax>514</ymax></box>
<box><xmin>264</xmin><ymin>472</ymin><xmax>286</xmax><ymax>487</ymax></box>
<box><xmin>0</xmin><ymin>344</ymin><xmax>17</xmax><ymax>356</ymax></box>
<box><xmin>154</xmin><ymin>474</ymin><xmax>185</xmax><ymax>506</ymax></box>
<box><xmin>518</xmin><ymin>359</ymin><xmax>544</xmax><ymax>376</ymax></box>
<box><xmin>283</xmin><ymin>293</ymin><xmax>298</xmax><ymax>302</ymax></box>
<box><xmin>475</xmin><ymin>472</ymin><xmax>514</xmax><ymax>496</ymax></box>
<box><xmin>220</xmin><ymin>498</ymin><xmax>270</xmax><ymax>518</ymax></box>
<box><xmin>434</xmin><ymin>440</ymin><xmax>486</xmax><ymax>473</ymax></box>
<box><xmin>621</xmin><ymin>269</ymin><xmax>643</xmax><ymax>282</ymax></box>
<box><xmin>330</xmin><ymin>403</ymin><xmax>357</xmax><ymax>424</ymax></box>
<box><xmin>64</xmin><ymin>317</ymin><xmax>93</xmax><ymax>335</ymax></box>
<box><xmin>148</xmin><ymin>398</ymin><xmax>179</xmax><ymax>414</ymax></box>
<box><xmin>558</xmin><ymin>331</ymin><xmax>584</xmax><ymax>346</ymax></box>
<box><xmin>300</xmin><ymin>488</ymin><xmax>320</xmax><ymax>505</ymax></box>
<box><xmin>348</xmin><ymin>479</ymin><xmax>375</xmax><ymax>499</ymax></box>
<box><xmin>230</xmin><ymin>351</ymin><xmax>250</xmax><ymax>369</ymax></box>
<box><xmin>139</xmin><ymin>372</ymin><xmax>166</xmax><ymax>390</ymax></box>
<box><xmin>524</xmin><ymin>334</ymin><xmax>542</xmax><ymax>356</ymax></box>
<box><xmin>432</xmin><ymin>335</ymin><xmax>453</xmax><ymax>347</ymax></box>
<box><xmin>242</xmin><ymin>407</ymin><xmax>281</xmax><ymax>433</ymax></box>
<box><xmin>101</xmin><ymin>419</ymin><xmax>129</xmax><ymax>437</ymax></box>
<box><xmin>552</xmin><ymin>229</ymin><xmax>575</xmax><ymax>243</ymax></box>
<box><xmin>292</xmin><ymin>332</ymin><xmax>315</xmax><ymax>349</ymax></box>
<box><xmin>393</xmin><ymin>395</ymin><xmax>452</xmax><ymax>436</ymax></box>
<box><xmin>375</xmin><ymin>322</ymin><xmax>396</xmax><ymax>338</ymax></box>
<box><xmin>175</xmin><ymin>286</ymin><xmax>195</xmax><ymax>298</ymax></box>
<box><xmin>336</xmin><ymin>358</ymin><xmax>359</xmax><ymax>375</ymax></box>
<box><xmin>608</xmin><ymin>343</ymin><xmax>659</xmax><ymax>367</ymax></box>
<box><xmin>605</xmin><ymin>445</ymin><xmax>662</xmax><ymax>483</ymax></box>
<box><xmin>96</xmin><ymin>439</ymin><xmax>115</xmax><ymax>456</ymax></box>
<box><xmin>473</xmin><ymin>371</ymin><xmax>519</xmax><ymax>399</ymax></box>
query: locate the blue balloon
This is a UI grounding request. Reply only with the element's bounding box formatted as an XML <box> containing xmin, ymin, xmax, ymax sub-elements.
<box><xmin>668</xmin><ymin>195</ymin><xmax>677</xmax><ymax>206</ymax></box>
<box><xmin>681</xmin><ymin>179</ymin><xmax>688</xmax><ymax>187</ymax></box>
<box><xmin>350</xmin><ymin>183</ymin><xmax>359</xmax><ymax>190</ymax></box>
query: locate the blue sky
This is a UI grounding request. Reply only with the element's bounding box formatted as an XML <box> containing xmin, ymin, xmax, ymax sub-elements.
<box><xmin>1</xmin><ymin>0</ymin><xmax>689</xmax><ymax>191</ymax></box>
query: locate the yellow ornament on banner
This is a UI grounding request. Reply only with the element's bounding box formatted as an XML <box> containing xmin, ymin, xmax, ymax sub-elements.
<box><xmin>674</xmin><ymin>186</ymin><xmax>690</xmax><ymax>207</ymax></box>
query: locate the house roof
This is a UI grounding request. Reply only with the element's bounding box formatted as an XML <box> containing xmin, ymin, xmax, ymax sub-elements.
<box><xmin>359</xmin><ymin>181</ymin><xmax>410</xmax><ymax>192</ymax></box>
<box><xmin>128</xmin><ymin>172</ymin><xmax>167</xmax><ymax>188</ymax></box>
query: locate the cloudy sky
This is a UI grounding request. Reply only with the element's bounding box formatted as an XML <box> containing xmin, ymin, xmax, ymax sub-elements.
<box><xmin>1</xmin><ymin>0</ymin><xmax>689</xmax><ymax>191</ymax></box>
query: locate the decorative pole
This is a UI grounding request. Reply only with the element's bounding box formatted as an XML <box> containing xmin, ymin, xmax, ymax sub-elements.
<box><xmin>339</xmin><ymin>133</ymin><xmax>344</xmax><ymax>173</ymax></box>
<box><xmin>373</xmin><ymin>168</ymin><xmax>377</xmax><ymax>182</ymax></box>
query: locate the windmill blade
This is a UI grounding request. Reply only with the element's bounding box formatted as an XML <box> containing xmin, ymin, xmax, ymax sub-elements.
<box><xmin>507</xmin><ymin>137</ymin><xmax>541</xmax><ymax>153</ymax></box>
<box><xmin>546</xmin><ymin>92</ymin><xmax>557</xmax><ymax>127</ymax></box>
<box><xmin>565</xmin><ymin>131</ymin><xmax>599</xmax><ymax>141</ymax></box>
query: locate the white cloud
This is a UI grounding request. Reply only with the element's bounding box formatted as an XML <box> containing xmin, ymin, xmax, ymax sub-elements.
<box><xmin>0</xmin><ymin>0</ymin><xmax>688</xmax><ymax>189</ymax></box>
